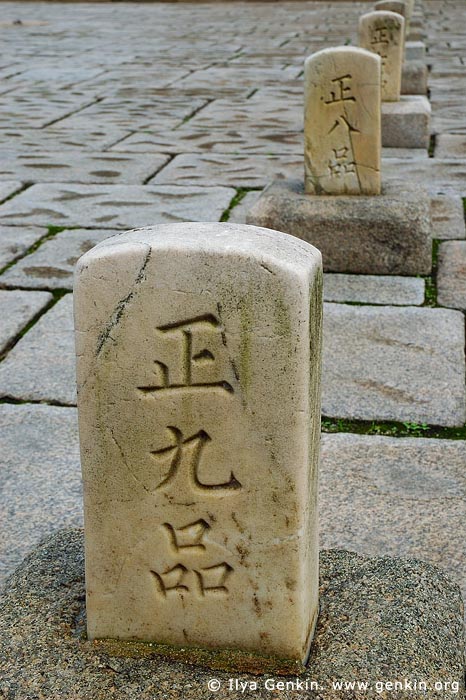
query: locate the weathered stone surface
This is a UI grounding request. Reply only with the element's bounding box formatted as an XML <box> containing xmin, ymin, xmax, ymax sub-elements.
<box><xmin>304</xmin><ymin>47</ymin><xmax>381</xmax><ymax>195</ymax></box>
<box><xmin>437</xmin><ymin>241</ymin><xmax>466</xmax><ymax>311</ymax></box>
<box><xmin>374</xmin><ymin>1</ymin><xmax>406</xmax><ymax>18</ymax></box>
<box><xmin>0</xmin><ymin>228</ymin><xmax>118</xmax><ymax>290</ymax></box>
<box><xmin>0</xmin><ymin>128</ymin><xmax>129</xmax><ymax>152</ymax></box>
<box><xmin>322</xmin><ymin>303</ymin><xmax>466</xmax><ymax>427</ymax></box>
<box><xmin>430</xmin><ymin>195</ymin><xmax>466</xmax><ymax>240</ymax></box>
<box><xmin>0</xmin><ymin>530</ymin><xmax>463</xmax><ymax>700</ymax></box>
<box><xmin>436</xmin><ymin>134</ymin><xmax>466</xmax><ymax>158</ymax></box>
<box><xmin>51</xmin><ymin>95</ymin><xmax>209</xmax><ymax>132</ymax></box>
<box><xmin>401</xmin><ymin>60</ymin><xmax>428</xmax><ymax>95</ymax></box>
<box><xmin>75</xmin><ymin>223</ymin><xmax>323</xmax><ymax>662</ymax></box>
<box><xmin>381</xmin><ymin>95</ymin><xmax>431</xmax><ymax>148</ymax></box>
<box><xmin>0</xmin><ymin>225</ymin><xmax>46</xmax><ymax>269</ymax></box>
<box><xmin>150</xmin><ymin>153</ymin><xmax>302</xmax><ymax>188</ymax></box>
<box><xmin>320</xmin><ymin>432</ymin><xmax>466</xmax><ymax>612</ymax></box>
<box><xmin>0</xmin><ymin>151</ymin><xmax>170</xmax><ymax>185</ymax></box>
<box><xmin>359</xmin><ymin>11</ymin><xmax>404</xmax><ymax>102</ymax></box>
<box><xmin>405</xmin><ymin>40</ymin><xmax>426</xmax><ymax>61</ymax></box>
<box><xmin>0</xmin><ymin>181</ymin><xmax>22</xmax><ymax>203</ymax></box>
<box><xmin>0</xmin><ymin>405</ymin><xmax>81</xmax><ymax>588</ymax></box>
<box><xmin>323</xmin><ymin>273</ymin><xmax>424</xmax><ymax>305</ymax></box>
<box><xmin>0</xmin><ymin>289</ymin><xmax>52</xmax><ymax>355</ymax></box>
<box><xmin>0</xmin><ymin>294</ymin><xmax>75</xmax><ymax>405</ymax></box>
<box><xmin>110</xmin><ymin>128</ymin><xmax>303</xmax><ymax>156</ymax></box>
<box><xmin>383</xmin><ymin>157</ymin><xmax>466</xmax><ymax>197</ymax></box>
<box><xmin>247</xmin><ymin>179</ymin><xmax>432</xmax><ymax>275</ymax></box>
<box><xmin>0</xmin><ymin>184</ymin><xmax>235</xmax><ymax>229</ymax></box>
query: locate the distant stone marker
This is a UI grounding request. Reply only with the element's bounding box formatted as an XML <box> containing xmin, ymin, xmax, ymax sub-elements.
<box><xmin>75</xmin><ymin>222</ymin><xmax>323</xmax><ymax>664</ymax></box>
<box><xmin>360</xmin><ymin>11</ymin><xmax>405</xmax><ymax>103</ymax></box>
<box><xmin>374</xmin><ymin>0</ymin><xmax>406</xmax><ymax>19</ymax></box>
<box><xmin>304</xmin><ymin>47</ymin><xmax>381</xmax><ymax>196</ymax></box>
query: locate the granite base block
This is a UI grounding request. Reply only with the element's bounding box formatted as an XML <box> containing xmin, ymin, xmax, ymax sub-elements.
<box><xmin>0</xmin><ymin>530</ymin><xmax>464</xmax><ymax>700</ymax></box>
<box><xmin>401</xmin><ymin>61</ymin><xmax>428</xmax><ymax>95</ymax></box>
<box><xmin>405</xmin><ymin>41</ymin><xmax>426</xmax><ymax>62</ymax></box>
<box><xmin>247</xmin><ymin>179</ymin><xmax>432</xmax><ymax>275</ymax></box>
<box><xmin>382</xmin><ymin>96</ymin><xmax>431</xmax><ymax>149</ymax></box>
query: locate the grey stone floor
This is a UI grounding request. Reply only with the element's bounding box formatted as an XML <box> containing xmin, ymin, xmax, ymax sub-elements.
<box><xmin>0</xmin><ymin>0</ymin><xmax>466</xmax><ymax>611</ymax></box>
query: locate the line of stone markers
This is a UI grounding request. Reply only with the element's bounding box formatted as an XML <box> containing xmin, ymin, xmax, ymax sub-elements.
<box><xmin>74</xmin><ymin>0</ymin><xmax>436</xmax><ymax>671</ymax></box>
<box><xmin>248</xmin><ymin>0</ymin><xmax>432</xmax><ymax>277</ymax></box>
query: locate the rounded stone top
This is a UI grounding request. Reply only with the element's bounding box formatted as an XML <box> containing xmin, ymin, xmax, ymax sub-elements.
<box><xmin>75</xmin><ymin>222</ymin><xmax>322</xmax><ymax>280</ymax></box>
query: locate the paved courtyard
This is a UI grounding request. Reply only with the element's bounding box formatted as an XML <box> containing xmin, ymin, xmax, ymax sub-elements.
<box><xmin>0</xmin><ymin>0</ymin><xmax>466</xmax><ymax>609</ymax></box>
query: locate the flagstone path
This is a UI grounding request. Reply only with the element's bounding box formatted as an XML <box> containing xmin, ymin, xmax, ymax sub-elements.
<box><xmin>0</xmin><ymin>0</ymin><xmax>465</xmax><ymax>609</ymax></box>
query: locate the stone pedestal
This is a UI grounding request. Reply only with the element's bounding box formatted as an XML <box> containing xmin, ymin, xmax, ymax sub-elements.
<box><xmin>401</xmin><ymin>60</ymin><xmax>428</xmax><ymax>95</ymax></box>
<box><xmin>0</xmin><ymin>530</ymin><xmax>464</xmax><ymax>699</ymax></box>
<box><xmin>247</xmin><ymin>179</ymin><xmax>432</xmax><ymax>275</ymax></box>
<box><xmin>405</xmin><ymin>40</ymin><xmax>426</xmax><ymax>61</ymax></box>
<box><xmin>382</xmin><ymin>95</ymin><xmax>431</xmax><ymax>148</ymax></box>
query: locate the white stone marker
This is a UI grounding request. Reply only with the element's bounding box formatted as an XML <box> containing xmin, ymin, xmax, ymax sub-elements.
<box><xmin>360</xmin><ymin>11</ymin><xmax>405</xmax><ymax>102</ymax></box>
<box><xmin>374</xmin><ymin>0</ymin><xmax>406</xmax><ymax>19</ymax></box>
<box><xmin>75</xmin><ymin>222</ymin><xmax>323</xmax><ymax>663</ymax></box>
<box><xmin>304</xmin><ymin>47</ymin><xmax>381</xmax><ymax>196</ymax></box>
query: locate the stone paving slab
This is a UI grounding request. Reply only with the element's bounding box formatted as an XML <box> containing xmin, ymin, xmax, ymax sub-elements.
<box><xmin>2</xmin><ymin>297</ymin><xmax>464</xmax><ymax>430</ymax></box>
<box><xmin>383</xmin><ymin>158</ymin><xmax>466</xmax><ymax>196</ymax></box>
<box><xmin>0</xmin><ymin>289</ymin><xmax>52</xmax><ymax>355</ymax></box>
<box><xmin>0</xmin><ymin>183</ymin><xmax>235</xmax><ymax>229</ymax></box>
<box><xmin>0</xmin><ymin>225</ymin><xmax>46</xmax><ymax>270</ymax></box>
<box><xmin>52</xmin><ymin>95</ymin><xmax>209</xmax><ymax>132</ymax></box>
<box><xmin>0</xmin><ymin>294</ymin><xmax>75</xmax><ymax>405</ymax></box>
<box><xmin>110</xmin><ymin>129</ymin><xmax>304</xmax><ymax>156</ymax></box>
<box><xmin>322</xmin><ymin>303</ymin><xmax>466</xmax><ymax>427</ymax></box>
<box><xmin>151</xmin><ymin>153</ymin><xmax>302</xmax><ymax>188</ymax></box>
<box><xmin>170</xmin><ymin>65</ymin><xmax>301</xmax><ymax>94</ymax></box>
<box><xmin>0</xmin><ymin>151</ymin><xmax>170</xmax><ymax>186</ymax></box>
<box><xmin>0</xmin><ymin>181</ymin><xmax>22</xmax><ymax>204</ymax></box>
<box><xmin>0</xmin><ymin>404</ymin><xmax>81</xmax><ymax>589</ymax></box>
<box><xmin>430</xmin><ymin>194</ymin><xmax>466</xmax><ymax>240</ymax></box>
<box><xmin>320</xmin><ymin>432</ymin><xmax>466</xmax><ymax>609</ymax></box>
<box><xmin>180</xmin><ymin>96</ymin><xmax>302</xmax><ymax>133</ymax></box>
<box><xmin>228</xmin><ymin>191</ymin><xmax>261</xmax><ymax>224</ymax></box>
<box><xmin>436</xmin><ymin>134</ymin><xmax>466</xmax><ymax>158</ymax></box>
<box><xmin>323</xmin><ymin>274</ymin><xmax>425</xmax><ymax>306</ymax></box>
<box><xmin>0</xmin><ymin>228</ymin><xmax>117</xmax><ymax>290</ymax></box>
<box><xmin>0</xmin><ymin>88</ymin><xmax>99</xmax><ymax>129</ymax></box>
<box><xmin>0</xmin><ymin>128</ymin><xmax>130</xmax><ymax>152</ymax></box>
<box><xmin>437</xmin><ymin>241</ymin><xmax>466</xmax><ymax>311</ymax></box>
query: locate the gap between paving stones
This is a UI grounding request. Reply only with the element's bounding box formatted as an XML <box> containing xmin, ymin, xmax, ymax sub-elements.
<box><xmin>0</xmin><ymin>225</ymin><xmax>73</xmax><ymax>277</ymax></box>
<box><xmin>0</xmin><ymin>289</ymin><xmax>68</xmax><ymax>363</ymax></box>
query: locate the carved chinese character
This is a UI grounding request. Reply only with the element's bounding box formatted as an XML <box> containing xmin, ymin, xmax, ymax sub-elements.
<box><xmin>150</xmin><ymin>426</ymin><xmax>242</xmax><ymax>492</ymax></box>
<box><xmin>152</xmin><ymin>520</ymin><xmax>234</xmax><ymax>598</ymax></box>
<box><xmin>328</xmin><ymin>147</ymin><xmax>357</xmax><ymax>178</ymax></box>
<box><xmin>138</xmin><ymin>314</ymin><xmax>233</xmax><ymax>395</ymax></box>
<box><xmin>323</xmin><ymin>74</ymin><xmax>356</xmax><ymax>105</ymax></box>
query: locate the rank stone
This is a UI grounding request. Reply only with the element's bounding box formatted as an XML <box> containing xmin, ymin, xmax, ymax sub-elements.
<box><xmin>359</xmin><ymin>11</ymin><xmax>405</xmax><ymax>102</ymax></box>
<box><xmin>74</xmin><ymin>222</ymin><xmax>323</xmax><ymax>665</ymax></box>
<box><xmin>304</xmin><ymin>47</ymin><xmax>381</xmax><ymax>196</ymax></box>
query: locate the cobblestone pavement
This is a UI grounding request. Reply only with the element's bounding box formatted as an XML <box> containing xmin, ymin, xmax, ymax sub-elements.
<box><xmin>0</xmin><ymin>1</ymin><xmax>466</xmax><ymax>604</ymax></box>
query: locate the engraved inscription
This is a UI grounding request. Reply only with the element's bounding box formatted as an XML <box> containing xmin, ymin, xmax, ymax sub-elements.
<box><xmin>152</xmin><ymin>521</ymin><xmax>234</xmax><ymax>598</ymax></box>
<box><xmin>194</xmin><ymin>563</ymin><xmax>234</xmax><ymax>596</ymax></box>
<box><xmin>151</xmin><ymin>426</ymin><xmax>242</xmax><ymax>492</ymax></box>
<box><xmin>138</xmin><ymin>314</ymin><xmax>233</xmax><ymax>395</ymax></box>
<box><xmin>163</xmin><ymin>519</ymin><xmax>211</xmax><ymax>552</ymax></box>
<box><xmin>152</xmin><ymin>564</ymin><xmax>189</xmax><ymax>596</ymax></box>
<box><xmin>328</xmin><ymin>146</ymin><xmax>357</xmax><ymax>178</ymax></box>
<box><xmin>323</xmin><ymin>74</ymin><xmax>356</xmax><ymax>104</ymax></box>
